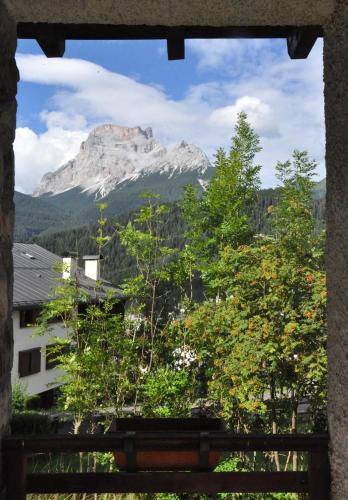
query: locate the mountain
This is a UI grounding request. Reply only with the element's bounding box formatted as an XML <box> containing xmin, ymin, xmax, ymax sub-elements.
<box><xmin>14</xmin><ymin>191</ymin><xmax>70</xmax><ymax>241</ymax></box>
<box><xmin>20</xmin><ymin>124</ymin><xmax>213</xmax><ymax>238</ymax></box>
<box><xmin>313</xmin><ymin>177</ymin><xmax>326</xmax><ymax>200</ymax></box>
<box><xmin>14</xmin><ymin>124</ymin><xmax>326</xmax><ymax>242</ymax></box>
<box><xmin>34</xmin><ymin>124</ymin><xmax>212</xmax><ymax>198</ymax></box>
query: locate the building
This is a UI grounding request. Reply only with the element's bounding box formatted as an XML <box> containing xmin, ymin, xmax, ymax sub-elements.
<box><xmin>12</xmin><ymin>243</ymin><xmax>125</xmax><ymax>406</ymax></box>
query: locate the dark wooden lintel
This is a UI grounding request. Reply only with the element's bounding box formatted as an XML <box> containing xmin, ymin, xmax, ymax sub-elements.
<box><xmin>18</xmin><ymin>23</ymin><xmax>323</xmax><ymax>42</ymax></box>
<box><xmin>18</xmin><ymin>23</ymin><xmax>323</xmax><ymax>60</ymax></box>
<box><xmin>36</xmin><ymin>38</ymin><xmax>65</xmax><ymax>58</ymax></box>
<box><xmin>287</xmin><ymin>27</ymin><xmax>319</xmax><ymax>59</ymax></box>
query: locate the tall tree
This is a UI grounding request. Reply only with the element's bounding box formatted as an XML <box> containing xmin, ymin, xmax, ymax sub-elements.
<box><xmin>181</xmin><ymin>112</ymin><xmax>261</xmax><ymax>298</ymax></box>
<box><xmin>116</xmin><ymin>194</ymin><xmax>177</xmax><ymax>373</ymax></box>
<box><xmin>181</xmin><ymin>151</ymin><xmax>327</xmax><ymax>470</ymax></box>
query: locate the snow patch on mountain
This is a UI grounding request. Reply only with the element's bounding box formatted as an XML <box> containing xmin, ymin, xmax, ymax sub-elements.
<box><xmin>33</xmin><ymin>125</ymin><xmax>211</xmax><ymax>197</ymax></box>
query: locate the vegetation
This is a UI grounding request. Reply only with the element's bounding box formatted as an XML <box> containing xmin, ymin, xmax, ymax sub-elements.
<box><xmin>31</xmin><ymin>113</ymin><xmax>327</xmax><ymax>499</ymax></box>
<box><xmin>36</xmin><ymin>266</ymin><xmax>138</xmax><ymax>424</ymax></box>
<box><xmin>31</xmin><ymin>192</ymin><xmax>324</xmax><ymax>291</ymax></box>
<box><xmin>175</xmin><ymin>147</ymin><xmax>327</xmax><ymax>474</ymax></box>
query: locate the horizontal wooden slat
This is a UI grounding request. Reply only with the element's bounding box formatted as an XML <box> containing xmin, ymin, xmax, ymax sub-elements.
<box><xmin>3</xmin><ymin>433</ymin><xmax>328</xmax><ymax>454</ymax></box>
<box><xmin>27</xmin><ymin>471</ymin><xmax>308</xmax><ymax>494</ymax></box>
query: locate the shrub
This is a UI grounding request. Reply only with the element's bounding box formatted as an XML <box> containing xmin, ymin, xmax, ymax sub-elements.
<box><xmin>11</xmin><ymin>411</ymin><xmax>55</xmax><ymax>435</ymax></box>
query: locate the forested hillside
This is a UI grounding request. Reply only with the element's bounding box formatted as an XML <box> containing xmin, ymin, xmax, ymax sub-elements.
<box><xmin>33</xmin><ymin>202</ymin><xmax>186</xmax><ymax>285</ymax></box>
<box><xmin>33</xmin><ymin>186</ymin><xmax>325</xmax><ymax>287</ymax></box>
<box><xmin>14</xmin><ymin>191</ymin><xmax>71</xmax><ymax>241</ymax></box>
<box><xmin>14</xmin><ymin>168</ymin><xmax>213</xmax><ymax>241</ymax></box>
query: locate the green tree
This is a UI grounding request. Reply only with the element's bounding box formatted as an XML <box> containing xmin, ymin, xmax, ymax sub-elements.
<box><xmin>37</xmin><ymin>269</ymin><xmax>138</xmax><ymax>423</ymax></box>
<box><xmin>117</xmin><ymin>194</ymin><xmax>178</xmax><ymax>374</ymax></box>
<box><xmin>181</xmin><ymin>151</ymin><xmax>327</xmax><ymax>471</ymax></box>
<box><xmin>36</xmin><ymin>206</ymin><xmax>139</xmax><ymax>426</ymax></box>
<box><xmin>181</xmin><ymin>112</ymin><xmax>261</xmax><ymax>299</ymax></box>
<box><xmin>142</xmin><ymin>366</ymin><xmax>196</xmax><ymax>417</ymax></box>
<box><xmin>272</xmin><ymin>150</ymin><xmax>319</xmax><ymax>260</ymax></box>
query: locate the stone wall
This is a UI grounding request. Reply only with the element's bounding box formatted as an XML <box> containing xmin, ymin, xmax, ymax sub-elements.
<box><xmin>324</xmin><ymin>1</ymin><xmax>348</xmax><ymax>498</ymax></box>
<box><xmin>11</xmin><ymin>0</ymin><xmax>334</xmax><ymax>27</ymax></box>
<box><xmin>0</xmin><ymin>1</ymin><xmax>17</xmax><ymax>497</ymax></box>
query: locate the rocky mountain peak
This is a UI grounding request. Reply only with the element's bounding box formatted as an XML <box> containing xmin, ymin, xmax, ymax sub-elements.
<box><xmin>87</xmin><ymin>124</ymin><xmax>153</xmax><ymax>142</ymax></box>
<box><xmin>33</xmin><ymin>124</ymin><xmax>211</xmax><ymax>198</ymax></box>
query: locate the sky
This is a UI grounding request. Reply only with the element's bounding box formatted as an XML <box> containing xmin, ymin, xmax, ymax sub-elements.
<box><xmin>15</xmin><ymin>37</ymin><xmax>325</xmax><ymax>194</ymax></box>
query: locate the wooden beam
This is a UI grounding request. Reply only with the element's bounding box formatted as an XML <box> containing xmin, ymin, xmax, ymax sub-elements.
<box><xmin>287</xmin><ymin>27</ymin><xmax>318</xmax><ymax>59</ymax></box>
<box><xmin>3</xmin><ymin>433</ymin><xmax>329</xmax><ymax>453</ymax></box>
<box><xmin>167</xmin><ymin>37</ymin><xmax>185</xmax><ymax>60</ymax></box>
<box><xmin>36</xmin><ymin>37</ymin><xmax>65</xmax><ymax>57</ymax></box>
<box><xmin>6</xmin><ymin>448</ymin><xmax>27</xmax><ymax>500</ymax></box>
<box><xmin>27</xmin><ymin>471</ymin><xmax>308</xmax><ymax>494</ymax></box>
<box><xmin>17</xmin><ymin>23</ymin><xmax>323</xmax><ymax>42</ymax></box>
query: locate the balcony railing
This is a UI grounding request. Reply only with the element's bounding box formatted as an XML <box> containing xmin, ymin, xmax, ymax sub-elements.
<box><xmin>3</xmin><ymin>432</ymin><xmax>329</xmax><ymax>499</ymax></box>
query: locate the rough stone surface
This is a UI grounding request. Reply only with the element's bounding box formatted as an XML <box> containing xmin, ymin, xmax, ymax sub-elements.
<box><xmin>11</xmin><ymin>0</ymin><xmax>334</xmax><ymax>26</ymax></box>
<box><xmin>324</xmin><ymin>2</ymin><xmax>348</xmax><ymax>498</ymax></box>
<box><xmin>0</xmin><ymin>1</ymin><xmax>17</xmax><ymax>498</ymax></box>
<box><xmin>33</xmin><ymin>124</ymin><xmax>211</xmax><ymax>198</ymax></box>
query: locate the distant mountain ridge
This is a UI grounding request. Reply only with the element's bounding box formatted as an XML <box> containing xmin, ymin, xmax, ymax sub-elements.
<box><xmin>22</xmin><ymin>124</ymin><xmax>214</xmax><ymax>238</ymax></box>
<box><xmin>13</xmin><ymin>123</ymin><xmax>326</xmax><ymax>242</ymax></box>
<box><xmin>34</xmin><ymin>124</ymin><xmax>212</xmax><ymax>198</ymax></box>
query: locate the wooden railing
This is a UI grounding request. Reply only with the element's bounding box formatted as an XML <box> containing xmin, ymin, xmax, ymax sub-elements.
<box><xmin>3</xmin><ymin>433</ymin><xmax>330</xmax><ymax>499</ymax></box>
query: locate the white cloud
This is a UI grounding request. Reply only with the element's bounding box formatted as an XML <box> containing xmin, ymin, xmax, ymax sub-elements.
<box><xmin>40</xmin><ymin>111</ymin><xmax>88</xmax><ymax>130</ymax></box>
<box><xmin>209</xmin><ymin>96</ymin><xmax>279</xmax><ymax>138</ymax></box>
<box><xmin>15</xmin><ymin>42</ymin><xmax>325</xmax><ymax>193</ymax></box>
<box><xmin>189</xmin><ymin>38</ymin><xmax>325</xmax><ymax>185</ymax></box>
<box><xmin>188</xmin><ymin>38</ymin><xmax>279</xmax><ymax>74</ymax></box>
<box><xmin>14</xmin><ymin>126</ymin><xmax>88</xmax><ymax>193</ymax></box>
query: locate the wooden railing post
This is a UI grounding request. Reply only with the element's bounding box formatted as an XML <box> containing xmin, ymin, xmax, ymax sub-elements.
<box><xmin>308</xmin><ymin>449</ymin><xmax>330</xmax><ymax>500</ymax></box>
<box><xmin>5</xmin><ymin>445</ymin><xmax>27</xmax><ymax>500</ymax></box>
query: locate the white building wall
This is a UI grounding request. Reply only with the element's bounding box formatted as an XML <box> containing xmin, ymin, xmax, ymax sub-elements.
<box><xmin>84</xmin><ymin>259</ymin><xmax>100</xmax><ymax>281</ymax></box>
<box><xmin>11</xmin><ymin>310</ymin><xmax>68</xmax><ymax>396</ymax></box>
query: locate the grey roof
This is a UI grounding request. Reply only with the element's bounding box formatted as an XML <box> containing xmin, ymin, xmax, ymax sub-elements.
<box><xmin>13</xmin><ymin>243</ymin><xmax>125</xmax><ymax>309</ymax></box>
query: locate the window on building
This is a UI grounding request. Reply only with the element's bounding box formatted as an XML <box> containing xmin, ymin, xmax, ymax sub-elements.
<box><xmin>18</xmin><ymin>348</ymin><xmax>41</xmax><ymax>377</ymax></box>
<box><xmin>46</xmin><ymin>344</ymin><xmax>69</xmax><ymax>370</ymax></box>
<box><xmin>19</xmin><ymin>308</ymin><xmax>41</xmax><ymax>328</ymax></box>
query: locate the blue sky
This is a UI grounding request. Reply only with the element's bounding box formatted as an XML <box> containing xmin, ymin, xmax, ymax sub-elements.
<box><xmin>15</xmin><ymin>38</ymin><xmax>325</xmax><ymax>193</ymax></box>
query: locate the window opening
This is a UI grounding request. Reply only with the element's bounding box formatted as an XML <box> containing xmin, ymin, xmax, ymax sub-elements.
<box><xmin>18</xmin><ymin>347</ymin><xmax>41</xmax><ymax>377</ymax></box>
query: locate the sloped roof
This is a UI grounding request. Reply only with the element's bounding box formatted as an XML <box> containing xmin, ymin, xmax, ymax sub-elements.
<box><xmin>13</xmin><ymin>243</ymin><xmax>125</xmax><ymax>308</ymax></box>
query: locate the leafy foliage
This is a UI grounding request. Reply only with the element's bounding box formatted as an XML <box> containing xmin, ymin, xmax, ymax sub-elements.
<box><xmin>179</xmin><ymin>148</ymin><xmax>327</xmax><ymax>446</ymax></box>
<box><xmin>141</xmin><ymin>367</ymin><xmax>195</xmax><ymax>417</ymax></box>
<box><xmin>34</xmin><ymin>114</ymin><xmax>327</xmax><ymax>488</ymax></box>
<box><xmin>181</xmin><ymin>112</ymin><xmax>262</xmax><ymax>297</ymax></box>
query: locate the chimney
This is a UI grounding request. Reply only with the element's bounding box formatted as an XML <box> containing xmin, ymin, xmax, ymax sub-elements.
<box><xmin>83</xmin><ymin>255</ymin><xmax>103</xmax><ymax>281</ymax></box>
<box><xmin>62</xmin><ymin>256</ymin><xmax>77</xmax><ymax>279</ymax></box>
